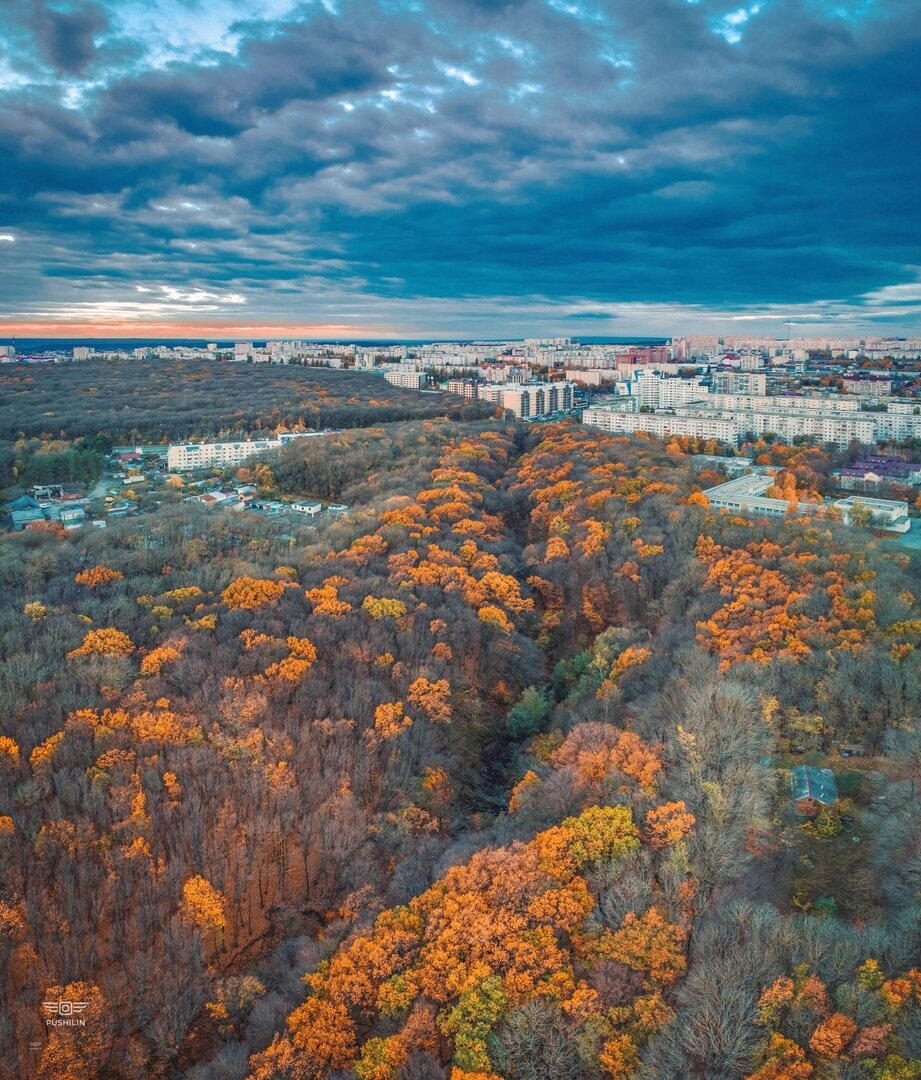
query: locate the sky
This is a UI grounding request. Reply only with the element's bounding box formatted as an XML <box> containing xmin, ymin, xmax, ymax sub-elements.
<box><xmin>0</xmin><ymin>0</ymin><xmax>919</xmax><ymax>340</ymax></box>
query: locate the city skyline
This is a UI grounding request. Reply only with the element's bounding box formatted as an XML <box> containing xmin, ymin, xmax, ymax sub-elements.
<box><xmin>1</xmin><ymin>0</ymin><xmax>920</xmax><ymax>338</ymax></box>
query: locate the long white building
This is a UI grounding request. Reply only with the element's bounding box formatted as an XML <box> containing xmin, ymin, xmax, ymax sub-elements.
<box><xmin>705</xmin><ymin>472</ymin><xmax>909</xmax><ymax>531</ymax></box>
<box><xmin>167</xmin><ymin>431</ymin><xmax>332</xmax><ymax>471</ymax></box>
<box><xmin>581</xmin><ymin>407</ymin><xmax>738</xmax><ymax>444</ymax></box>
<box><xmin>706</xmin><ymin>393</ymin><xmax>860</xmax><ymax>413</ymax></box>
<box><xmin>582</xmin><ymin>395</ymin><xmax>921</xmax><ymax>450</ymax></box>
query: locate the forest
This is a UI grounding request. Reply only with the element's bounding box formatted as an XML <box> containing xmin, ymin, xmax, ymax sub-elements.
<box><xmin>0</xmin><ymin>360</ymin><xmax>491</xmax><ymax>442</ymax></box>
<box><xmin>1</xmin><ymin>417</ymin><xmax>921</xmax><ymax>1080</ymax></box>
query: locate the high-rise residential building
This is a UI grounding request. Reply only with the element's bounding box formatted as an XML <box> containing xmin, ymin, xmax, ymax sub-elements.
<box><xmin>632</xmin><ymin>370</ymin><xmax>707</xmax><ymax>408</ymax></box>
<box><xmin>712</xmin><ymin>371</ymin><xmax>768</xmax><ymax>395</ymax></box>
<box><xmin>481</xmin><ymin>382</ymin><xmax>574</xmax><ymax>419</ymax></box>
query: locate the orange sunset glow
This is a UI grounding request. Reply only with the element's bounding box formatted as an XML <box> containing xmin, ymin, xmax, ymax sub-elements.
<box><xmin>0</xmin><ymin>321</ymin><xmax>399</xmax><ymax>339</ymax></box>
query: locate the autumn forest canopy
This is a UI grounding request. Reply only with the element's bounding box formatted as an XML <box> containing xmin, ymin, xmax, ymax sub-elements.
<box><xmin>0</xmin><ymin>359</ymin><xmax>492</xmax><ymax>443</ymax></box>
<box><xmin>2</xmin><ymin>407</ymin><xmax>921</xmax><ymax>1080</ymax></box>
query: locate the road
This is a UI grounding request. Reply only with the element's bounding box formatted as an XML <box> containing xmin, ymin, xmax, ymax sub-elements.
<box><xmin>88</xmin><ymin>471</ymin><xmax>114</xmax><ymax>500</ymax></box>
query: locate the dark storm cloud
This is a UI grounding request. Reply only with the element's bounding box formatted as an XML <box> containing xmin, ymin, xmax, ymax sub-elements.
<box><xmin>31</xmin><ymin>0</ymin><xmax>109</xmax><ymax>75</ymax></box>
<box><xmin>0</xmin><ymin>0</ymin><xmax>919</xmax><ymax>330</ymax></box>
<box><xmin>95</xmin><ymin>14</ymin><xmax>399</xmax><ymax>139</ymax></box>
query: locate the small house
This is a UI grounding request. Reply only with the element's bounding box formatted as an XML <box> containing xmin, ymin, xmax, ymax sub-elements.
<box><xmin>58</xmin><ymin>506</ymin><xmax>86</xmax><ymax>529</ymax></box>
<box><xmin>791</xmin><ymin>765</ymin><xmax>838</xmax><ymax>817</ymax></box>
<box><xmin>291</xmin><ymin>501</ymin><xmax>322</xmax><ymax>516</ymax></box>
<box><xmin>9</xmin><ymin>495</ymin><xmax>46</xmax><ymax>530</ymax></box>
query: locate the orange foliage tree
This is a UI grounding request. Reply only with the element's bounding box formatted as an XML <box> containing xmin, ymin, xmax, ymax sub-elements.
<box><xmin>67</xmin><ymin>628</ymin><xmax>135</xmax><ymax>659</ymax></box>
<box><xmin>181</xmin><ymin>875</ymin><xmax>227</xmax><ymax>945</ymax></box>
<box><xmin>74</xmin><ymin>565</ymin><xmax>124</xmax><ymax>587</ymax></box>
<box><xmin>222</xmin><ymin>577</ymin><xmax>287</xmax><ymax>610</ymax></box>
<box><xmin>407</xmin><ymin>677</ymin><xmax>452</xmax><ymax>725</ymax></box>
<box><xmin>645</xmin><ymin>802</ymin><xmax>696</xmax><ymax>849</ymax></box>
<box><xmin>139</xmin><ymin>639</ymin><xmax>186</xmax><ymax>676</ymax></box>
<box><xmin>248</xmin><ymin>806</ymin><xmax>687</xmax><ymax>1079</ymax></box>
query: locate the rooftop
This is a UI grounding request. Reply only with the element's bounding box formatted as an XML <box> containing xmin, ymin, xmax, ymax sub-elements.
<box><xmin>791</xmin><ymin>765</ymin><xmax>838</xmax><ymax>805</ymax></box>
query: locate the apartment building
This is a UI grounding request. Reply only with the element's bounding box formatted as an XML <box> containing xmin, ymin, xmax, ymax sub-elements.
<box><xmin>482</xmin><ymin>382</ymin><xmax>574</xmax><ymax>419</ymax></box>
<box><xmin>706</xmin><ymin>394</ymin><xmax>859</xmax><ymax>413</ymax></box>
<box><xmin>711</xmin><ymin>371</ymin><xmax>768</xmax><ymax>395</ymax></box>
<box><xmin>168</xmin><ymin>439</ymin><xmax>279</xmax><ymax>470</ymax></box>
<box><xmin>167</xmin><ymin>431</ymin><xmax>330</xmax><ymax>471</ymax></box>
<box><xmin>481</xmin><ymin>363</ymin><xmax>529</xmax><ymax>383</ymax></box>
<box><xmin>869</xmin><ymin>412</ymin><xmax>921</xmax><ymax>442</ymax></box>
<box><xmin>383</xmin><ymin>369</ymin><xmax>426</xmax><ymax>389</ymax></box>
<box><xmin>679</xmin><ymin>406</ymin><xmax>875</xmax><ymax>449</ymax></box>
<box><xmin>446</xmin><ymin>379</ymin><xmax>480</xmax><ymax>399</ymax></box>
<box><xmin>564</xmin><ymin>368</ymin><xmax>611</xmax><ymax>386</ymax></box>
<box><xmin>632</xmin><ymin>370</ymin><xmax>707</xmax><ymax>408</ymax></box>
<box><xmin>843</xmin><ymin>375</ymin><xmax>892</xmax><ymax>397</ymax></box>
<box><xmin>582</xmin><ymin>407</ymin><xmax>738</xmax><ymax>444</ymax></box>
<box><xmin>884</xmin><ymin>399</ymin><xmax>921</xmax><ymax>414</ymax></box>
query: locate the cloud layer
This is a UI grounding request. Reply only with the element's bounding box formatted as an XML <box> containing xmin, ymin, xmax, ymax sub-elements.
<box><xmin>1</xmin><ymin>0</ymin><xmax>919</xmax><ymax>337</ymax></box>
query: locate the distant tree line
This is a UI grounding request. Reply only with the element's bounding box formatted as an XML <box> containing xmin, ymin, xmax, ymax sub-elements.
<box><xmin>0</xmin><ymin>359</ymin><xmax>493</xmax><ymax>443</ymax></box>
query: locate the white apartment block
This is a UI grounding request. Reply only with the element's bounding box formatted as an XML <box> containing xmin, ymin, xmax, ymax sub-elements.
<box><xmin>632</xmin><ymin>371</ymin><xmax>707</xmax><ymax>409</ymax></box>
<box><xmin>706</xmin><ymin>394</ymin><xmax>860</xmax><ymax>413</ymax></box>
<box><xmin>481</xmin><ymin>382</ymin><xmax>574</xmax><ymax>419</ymax></box>
<box><xmin>843</xmin><ymin>376</ymin><xmax>892</xmax><ymax>397</ymax></box>
<box><xmin>232</xmin><ymin>342</ymin><xmax>253</xmax><ymax>362</ymax></box>
<box><xmin>884</xmin><ymin>399</ymin><xmax>921</xmax><ymax>414</ymax></box>
<box><xmin>583</xmin><ymin>402</ymin><xmax>878</xmax><ymax>450</ymax></box>
<box><xmin>711</xmin><ymin>371</ymin><xmax>767</xmax><ymax>395</ymax></box>
<box><xmin>168</xmin><ymin>438</ymin><xmax>280</xmax><ymax>470</ymax></box>
<box><xmin>618</xmin><ymin>361</ymin><xmax>700</xmax><ymax>378</ymax></box>
<box><xmin>871</xmin><ymin>413</ymin><xmax>921</xmax><ymax>442</ymax></box>
<box><xmin>564</xmin><ymin>355</ymin><xmax>618</xmax><ymax>370</ymax></box>
<box><xmin>582</xmin><ymin>408</ymin><xmax>738</xmax><ymax>444</ymax></box>
<box><xmin>482</xmin><ymin>363</ymin><xmax>529</xmax><ymax>383</ymax></box>
<box><xmin>383</xmin><ymin>369</ymin><xmax>426</xmax><ymax>389</ymax></box>
<box><xmin>669</xmin><ymin>405</ymin><xmax>874</xmax><ymax>449</ymax></box>
<box><xmin>73</xmin><ymin>346</ymin><xmax>95</xmax><ymax>361</ymax></box>
<box><xmin>167</xmin><ymin>431</ymin><xmax>331</xmax><ymax>471</ymax></box>
<box><xmin>564</xmin><ymin>369</ymin><xmax>611</xmax><ymax>386</ymax></box>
